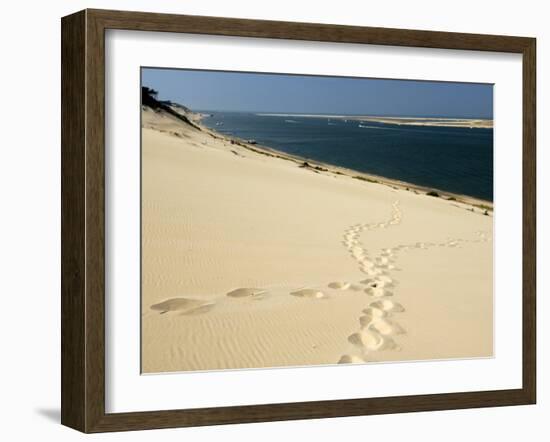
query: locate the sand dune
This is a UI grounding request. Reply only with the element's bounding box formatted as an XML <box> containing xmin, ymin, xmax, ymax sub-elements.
<box><xmin>141</xmin><ymin>106</ymin><xmax>493</xmax><ymax>373</ymax></box>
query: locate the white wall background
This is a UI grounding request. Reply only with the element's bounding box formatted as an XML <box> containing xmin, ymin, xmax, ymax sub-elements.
<box><xmin>0</xmin><ymin>0</ymin><xmax>546</xmax><ymax>439</ymax></box>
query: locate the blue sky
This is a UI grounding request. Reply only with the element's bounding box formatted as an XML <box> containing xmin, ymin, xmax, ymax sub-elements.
<box><xmin>142</xmin><ymin>68</ymin><xmax>493</xmax><ymax>118</ymax></box>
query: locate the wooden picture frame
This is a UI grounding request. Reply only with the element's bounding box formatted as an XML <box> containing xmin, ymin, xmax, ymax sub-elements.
<box><xmin>61</xmin><ymin>8</ymin><xmax>536</xmax><ymax>433</ymax></box>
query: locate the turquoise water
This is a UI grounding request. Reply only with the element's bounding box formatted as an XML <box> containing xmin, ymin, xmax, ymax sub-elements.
<box><xmin>202</xmin><ymin>112</ymin><xmax>493</xmax><ymax>201</ymax></box>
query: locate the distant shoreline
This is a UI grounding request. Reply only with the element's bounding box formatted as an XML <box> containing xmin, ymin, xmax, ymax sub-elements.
<box><xmin>256</xmin><ymin>113</ymin><xmax>493</xmax><ymax>129</ymax></box>
<box><xmin>192</xmin><ymin>111</ymin><xmax>493</xmax><ymax>210</ymax></box>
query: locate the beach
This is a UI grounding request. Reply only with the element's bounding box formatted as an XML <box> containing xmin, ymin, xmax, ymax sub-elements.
<box><xmin>141</xmin><ymin>104</ymin><xmax>493</xmax><ymax>373</ymax></box>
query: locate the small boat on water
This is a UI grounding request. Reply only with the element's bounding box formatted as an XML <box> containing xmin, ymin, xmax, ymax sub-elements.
<box><xmin>215</xmin><ymin>122</ymin><xmax>224</xmax><ymax>126</ymax></box>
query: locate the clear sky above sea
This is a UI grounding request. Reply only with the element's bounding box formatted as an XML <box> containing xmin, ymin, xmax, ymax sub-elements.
<box><xmin>142</xmin><ymin>68</ymin><xmax>493</xmax><ymax>118</ymax></box>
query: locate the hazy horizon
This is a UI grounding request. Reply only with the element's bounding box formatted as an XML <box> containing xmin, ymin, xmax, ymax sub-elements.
<box><xmin>142</xmin><ymin>67</ymin><xmax>493</xmax><ymax>119</ymax></box>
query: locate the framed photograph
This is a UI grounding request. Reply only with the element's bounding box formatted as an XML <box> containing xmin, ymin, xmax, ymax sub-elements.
<box><xmin>61</xmin><ymin>9</ymin><xmax>536</xmax><ymax>433</ymax></box>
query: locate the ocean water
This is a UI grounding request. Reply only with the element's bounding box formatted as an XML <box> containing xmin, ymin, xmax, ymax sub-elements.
<box><xmin>201</xmin><ymin>112</ymin><xmax>493</xmax><ymax>201</ymax></box>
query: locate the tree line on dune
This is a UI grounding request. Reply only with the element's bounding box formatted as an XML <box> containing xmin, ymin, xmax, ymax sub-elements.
<box><xmin>141</xmin><ymin>86</ymin><xmax>198</xmax><ymax>129</ymax></box>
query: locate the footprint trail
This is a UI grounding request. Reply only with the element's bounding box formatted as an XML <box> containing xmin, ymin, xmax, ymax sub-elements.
<box><xmin>337</xmin><ymin>201</ymin><xmax>491</xmax><ymax>364</ymax></box>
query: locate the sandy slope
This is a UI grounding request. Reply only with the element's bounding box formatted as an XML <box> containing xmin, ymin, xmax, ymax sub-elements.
<box><xmin>141</xmin><ymin>107</ymin><xmax>493</xmax><ymax>373</ymax></box>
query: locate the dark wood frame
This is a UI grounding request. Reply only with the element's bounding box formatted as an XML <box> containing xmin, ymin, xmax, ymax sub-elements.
<box><xmin>61</xmin><ymin>8</ymin><xmax>536</xmax><ymax>433</ymax></box>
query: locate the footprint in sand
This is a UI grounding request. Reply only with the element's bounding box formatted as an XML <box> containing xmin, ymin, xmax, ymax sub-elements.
<box><xmin>328</xmin><ymin>281</ymin><xmax>351</xmax><ymax>290</ymax></box>
<box><xmin>359</xmin><ymin>259</ymin><xmax>375</xmax><ymax>269</ymax></box>
<box><xmin>150</xmin><ymin>297</ymin><xmax>215</xmax><ymax>315</ymax></box>
<box><xmin>348</xmin><ymin>329</ymin><xmax>401</xmax><ymax>351</ymax></box>
<box><xmin>365</xmin><ymin>287</ymin><xmax>393</xmax><ymax>298</ymax></box>
<box><xmin>361</xmin><ymin>316</ymin><xmax>406</xmax><ymax>336</ymax></box>
<box><xmin>362</xmin><ymin>306</ymin><xmax>387</xmax><ymax>318</ymax></box>
<box><xmin>348</xmin><ymin>329</ymin><xmax>384</xmax><ymax>350</ymax></box>
<box><xmin>369</xmin><ymin>299</ymin><xmax>405</xmax><ymax>313</ymax></box>
<box><xmin>371</xmin><ymin>279</ymin><xmax>395</xmax><ymax>289</ymax></box>
<box><xmin>290</xmin><ymin>288</ymin><xmax>327</xmax><ymax>299</ymax></box>
<box><xmin>338</xmin><ymin>354</ymin><xmax>366</xmax><ymax>364</ymax></box>
<box><xmin>328</xmin><ymin>282</ymin><xmax>363</xmax><ymax>292</ymax></box>
<box><xmin>363</xmin><ymin>267</ymin><xmax>384</xmax><ymax>277</ymax></box>
<box><xmin>226</xmin><ymin>288</ymin><xmax>267</xmax><ymax>299</ymax></box>
<box><xmin>377</xmin><ymin>275</ymin><xmax>394</xmax><ymax>284</ymax></box>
